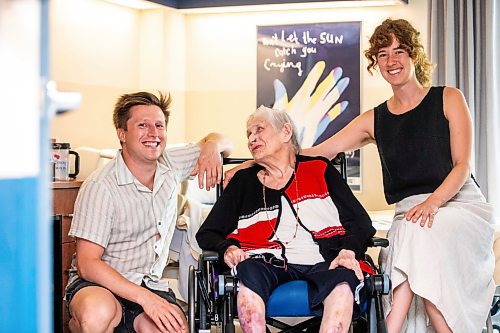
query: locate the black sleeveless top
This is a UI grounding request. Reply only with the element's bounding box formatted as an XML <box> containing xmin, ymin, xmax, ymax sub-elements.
<box><xmin>374</xmin><ymin>86</ymin><xmax>453</xmax><ymax>204</ymax></box>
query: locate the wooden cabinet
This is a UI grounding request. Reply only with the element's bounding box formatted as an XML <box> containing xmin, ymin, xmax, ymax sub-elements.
<box><xmin>53</xmin><ymin>179</ymin><xmax>83</xmax><ymax>333</ymax></box>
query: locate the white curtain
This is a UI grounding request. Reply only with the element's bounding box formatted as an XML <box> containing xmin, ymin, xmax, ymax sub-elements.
<box><xmin>429</xmin><ymin>0</ymin><xmax>500</xmax><ymax>221</ymax></box>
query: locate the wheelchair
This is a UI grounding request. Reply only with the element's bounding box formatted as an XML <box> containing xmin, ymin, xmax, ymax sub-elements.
<box><xmin>188</xmin><ymin>153</ymin><xmax>391</xmax><ymax>333</ymax></box>
<box><xmin>486</xmin><ymin>286</ymin><xmax>500</xmax><ymax>333</ymax></box>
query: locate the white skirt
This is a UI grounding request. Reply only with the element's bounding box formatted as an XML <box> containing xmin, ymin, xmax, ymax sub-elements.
<box><xmin>380</xmin><ymin>179</ymin><xmax>496</xmax><ymax>332</ymax></box>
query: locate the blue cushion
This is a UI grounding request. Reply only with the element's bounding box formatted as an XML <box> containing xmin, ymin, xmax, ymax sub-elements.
<box><xmin>266</xmin><ymin>280</ymin><xmax>312</xmax><ymax>317</ymax></box>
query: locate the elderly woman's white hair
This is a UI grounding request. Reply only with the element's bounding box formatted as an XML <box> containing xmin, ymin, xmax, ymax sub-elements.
<box><xmin>248</xmin><ymin>105</ymin><xmax>301</xmax><ymax>155</ymax></box>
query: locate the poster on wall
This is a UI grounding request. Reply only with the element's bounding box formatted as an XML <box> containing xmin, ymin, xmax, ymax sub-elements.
<box><xmin>257</xmin><ymin>22</ymin><xmax>361</xmax><ymax>191</ymax></box>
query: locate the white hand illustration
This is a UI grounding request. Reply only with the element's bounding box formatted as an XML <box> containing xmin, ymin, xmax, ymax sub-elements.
<box><xmin>273</xmin><ymin>60</ymin><xmax>349</xmax><ymax>148</ymax></box>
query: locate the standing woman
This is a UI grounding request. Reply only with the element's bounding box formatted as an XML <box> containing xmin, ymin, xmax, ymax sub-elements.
<box><xmin>305</xmin><ymin>19</ymin><xmax>495</xmax><ymax>332</ymax></box>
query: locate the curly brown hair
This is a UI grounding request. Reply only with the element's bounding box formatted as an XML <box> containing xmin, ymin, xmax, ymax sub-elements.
<box><xmin>364</xmin><ymin>18</ymin><xmax>434</xmax><ymax>86</ymax></box>
<box><xmin>113</xmin><ymin>91</ymin><xmax>172</xmax><ymax>130</ymax></box>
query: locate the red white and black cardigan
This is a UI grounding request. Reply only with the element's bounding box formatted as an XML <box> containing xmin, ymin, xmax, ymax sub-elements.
<box><xmin>196</xmin><ymin>155</ymin><xmax>375</xmax><ymax>264</ymax></box>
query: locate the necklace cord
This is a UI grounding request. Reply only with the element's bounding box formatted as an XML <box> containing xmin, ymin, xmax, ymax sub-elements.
<box><xmin>262</xmin><ymin>170</ymin><xmax>300</xmax><ymax>245</ymax></box>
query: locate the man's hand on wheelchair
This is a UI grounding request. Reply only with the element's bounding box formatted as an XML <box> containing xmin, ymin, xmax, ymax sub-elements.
<box><xmin>329</xmin><ymin>249</ymin><xmax>364</xmax><ymax>282</ymax></box>
<box><xmin>139</xmin><ymin>289</ymin><xmax>186</xmax><ymax>333</ymax></box>
<box><xmin>224</xmin><ymin>245</ymin><xmax>249</xmax><ymax>268</ymax></box>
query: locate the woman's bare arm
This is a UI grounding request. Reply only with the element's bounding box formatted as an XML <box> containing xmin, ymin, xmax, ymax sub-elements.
<box><xmin>303</xmin><ymin>109</ymin><xmax>376</xmax><ymax>159</ymax></box>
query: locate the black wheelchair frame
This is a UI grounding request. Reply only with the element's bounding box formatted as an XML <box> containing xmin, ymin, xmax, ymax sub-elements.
<box><xmin>188</xmin><ymin>153</ymin><xmax>391</xmax><ymax>333</ymax></box>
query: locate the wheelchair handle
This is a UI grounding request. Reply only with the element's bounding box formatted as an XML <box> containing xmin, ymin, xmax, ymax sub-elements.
<box><xmin>368</xmin><ymin>237</ymin><xmax>389</xmax><ymax>248</ymax></box>
<box><xmin>201</xmin><ymin>250</ymin><xmax>219</xmax><ymax>262</ymax></box>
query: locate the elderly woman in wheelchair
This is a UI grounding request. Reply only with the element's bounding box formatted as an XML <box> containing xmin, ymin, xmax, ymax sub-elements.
<box><xmin>196</xmin><ymin>106</ymin><xmax>376</xmax><ymax>333</ymax></box>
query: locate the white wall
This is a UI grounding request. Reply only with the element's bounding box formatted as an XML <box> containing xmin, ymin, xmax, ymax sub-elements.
<box><xmin>138</xmin><ymin>8</ymin><xmax>187</xmax><ymax>142</ymax></box>
<box><xmin>50</xmin><ymin>0</ymin><xmax>186</xmax><ymax>178</ymax></box>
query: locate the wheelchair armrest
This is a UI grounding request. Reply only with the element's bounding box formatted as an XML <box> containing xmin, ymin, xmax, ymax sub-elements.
<box><xmin>200</xmin><ymin>250</ymin><xmax>219</xmax><ymax>262</ymax></box>
<box><xmin>368</xmin><ymin>237</ymin><xmax>389</xmax><ymax>248</ymax></box>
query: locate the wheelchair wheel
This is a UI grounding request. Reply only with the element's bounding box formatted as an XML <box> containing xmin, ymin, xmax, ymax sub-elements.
<box><xmin>352</xmin><ymin>316</ymin><xmax>368</xmax><ymax>333</ymax></box>
<box><xmin>188</xmin><ymin>265</ymin><xmax>211</xmax><ymax>333</ymax></box>
<box><xmin>188</xmin><ymin>265</ymin><xmax>196</xmax><ymax>333</ymax></box>
<box><xmin>225</xmin><ymin>322</ymin><xmax>235</xmax><ymax>333</ymax></box>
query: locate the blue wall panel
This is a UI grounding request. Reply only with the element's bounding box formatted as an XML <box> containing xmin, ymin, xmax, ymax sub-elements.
<box><xmin>0</xmin><ymin>177</ymin><xmax>39</xmax><ymax>332</ymax></box>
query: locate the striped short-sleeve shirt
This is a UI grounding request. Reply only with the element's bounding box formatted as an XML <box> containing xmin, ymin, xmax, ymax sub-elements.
<box><xmin>67</xmin><ymin>143</ymin><xmax>200</xmax><ymax>290</ymax></box>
